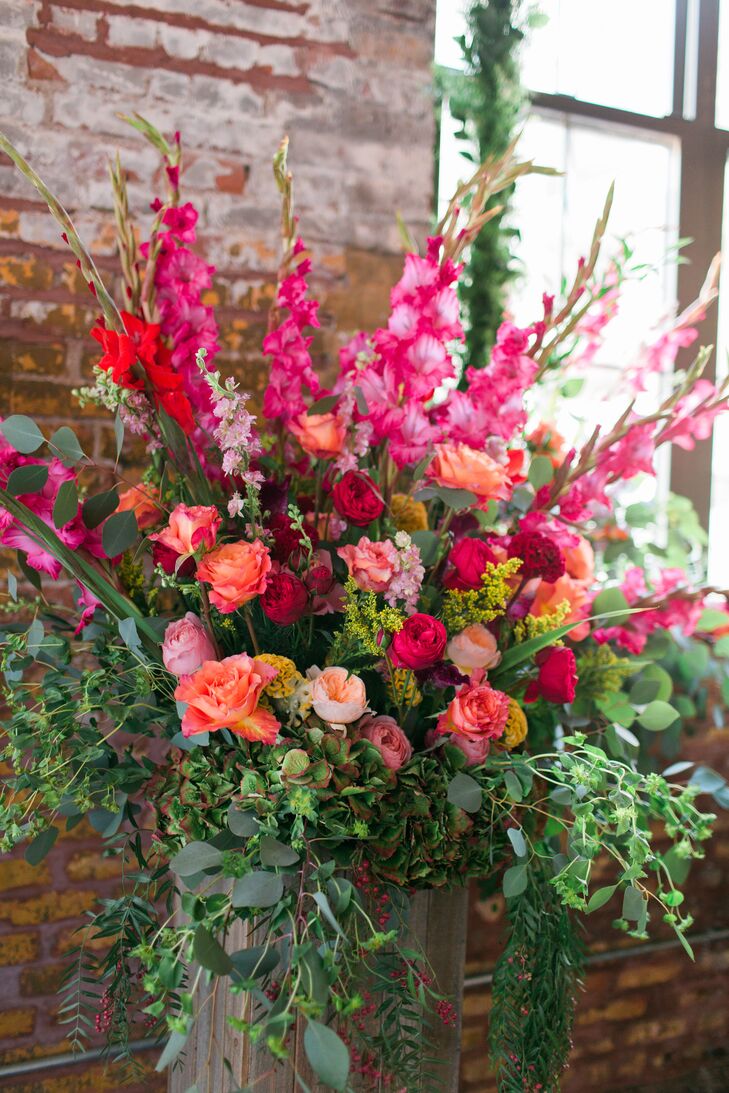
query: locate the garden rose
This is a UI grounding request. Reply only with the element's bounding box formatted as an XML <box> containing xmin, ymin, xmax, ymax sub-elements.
<box><xmin>116</xmin><ymin>484</ymin><xmax>162</xmax><ymax>530</ymax></box>
<box><xmin>289</xmin><ymin>411</ymin><xmax>346</xmax><ymax>459</ymax></box>
<box><xmin>162</xmin><ymin>612</ymin><xmax>216</xmax><ymax>676</ymax></box>
<box><xmin>332</xmin><ymin>470</ymin><xmax>385</xmax><ymax>527</ymax></box>
<box><xmin>152</xmin><ymin>540</ymin><xmax>195</xmax><ymax>578</ymax></box>
<box><xmin>446</xmin><ymin>623</ymin><xmax>501</xmax><ymax>675</ymax></box>
<box><xmin>530</xmin><ymin>573</ymin><xmax>591</xmax><ymax>641</ymax></box>
<box><xmin>174</xmin><ymin>654</ymin><xmax>280</xmax><ymax>742</ymax></box>
<box><xmin>564</xmin><ymin>536</ymin><xmax>595</xmax><ymax>582</ymax></box>
<box><xmin>524</xmin><ymin>647</ymin><xmax>578</xmax><ymax>704</ymax></box>
<box><xmin>309</xmin><ymin>666</ymin><xmax>368</xmax><ymax>725</ymax></box>
<box><xmin>337</xmin><ymin>538</ymin><xmax>399</xmax><ymax>594</ymax></box>
<box><xmin>358</xmin><ymin>714</ymin><xmax>412</xmax><ymax>770</ymax></box>
<box><xmin>197</xmin><ymin>540</ymin><xmax>271</xmax><ymax>613</ymax></box>
<box><xmin>260</xmin><ymin>570</ymin><xmax>308</xmax><ymax>625</ymax></box>
<box><xmin>437</xmin><ymin>677</ymin><xmax>510</xmax><ymax>741</ymax></box>
<box><xmin>429</xmin><ymin>442</ymin><xmax>512</xmax><ymax>507</ymax></box>
<box><xmin>390</xmin><ymin>613</ymin><xmax>447</xmax><ymax>670</ymax></box>
<box><xmin>446</xmin><ymin>732</ymin><xmax>490</xmax><ymax>766</ymax></box>
<box><xmin>443</xmin><ymin>537</ymin><xmax>497</xmax><ymax>591</ymax></box>
<box><xmin>150</xmin><ymin>502</ymin><xmax>221</xmax><ymax>557</ymax></box>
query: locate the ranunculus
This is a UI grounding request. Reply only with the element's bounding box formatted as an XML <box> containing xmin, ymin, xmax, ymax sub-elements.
<box><xmin>267</xmin><ymin>512</ymin><xmax>319</xmax><ymax>564</ymax></box>
<box><xmin>116</xmin><ymin>484</ymin><xmax>162</xmax><ymax>530</ymax></box>
<box><xmin>162</xmin><ymin>612</ymin><xmax>217</xmax><ymax>676</ymax></box>
<box><xmin>150</xmin><ymin>502</ymin><xmax>221</xmax><ymax>557</ymax></box>
<box><xmin>308</xmin><ymin>666</ymin><xmax>368</xmax><ymax>725</ymax></box>
<box><xmin>358</xmin><ymin>714</ymin><xmax>412</xmax><ymax>770</ymax></box>
<box><xmin>446</xmin><ymin>623</ymin><xmax>501</xmax><ymax>675</ymax></box>
<box><xmin>197</xmin><ymin>540</ymin><xmax>271</xmax><ymax>613</ymax></box>
<box><xmin>443</xmin><ymin>537</ymin><xmax>497</xmax><ymax>591</ymax></box>
<box><xmin>524</xmin><ymin>647</ymin><xmax>577</xmax><ymax>704</ymax></box>
<box><xmin>390</xmin><ymin>613</ymin><xmax>447</xmax><ymax>670</ymax></box>
<box><xmin>437</xmin><ymin>678</ymin><xmax>510</xmax><ymax>741</ymax></box>
<box><xmin>337</xmin><ymin>538</ymin><xmax>399</xmax><ymax>594</ymax></box>
<box><xmin>174</xmin><ymin>653</ymin><xmax>280</xmax><ymax>742</ymax></box>
<box><xmin>289</xmin><ymin>411</ymin><xmax>346</xmax><ymax>459</ymax></box>
<box><xmin>446</xmin><ymin>732</ymin><xmax>490</xmax><ymax>766</ymax></box>
<box><xmin>332</xmin><ymin>471</ymin><xmax>385</xmax><ymax>527</ymax></box>
<box><xmin>260</xmin><ymin>571</ymin><xmax>309</xmax><ymax>625</ymax></box>
<box><xmin>429</xmin><ymin>442</ymin><xmax>512</xmax><ymax>508</ymax></box>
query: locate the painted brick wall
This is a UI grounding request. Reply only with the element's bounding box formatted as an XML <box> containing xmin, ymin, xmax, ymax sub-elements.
<box><xmin>0</xmin><ymin>1</ymin><xmax>436</xmax><ymax>1088</ymax></box>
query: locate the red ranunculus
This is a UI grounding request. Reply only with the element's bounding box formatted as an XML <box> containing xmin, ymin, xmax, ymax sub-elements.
<box><xmin>442</xmin><ymin>537</ymin><xmax>497</xmax><ymax>591</ymax></box>
<box><xmin>524</xmin><ymin>647</ymin><xmax>577</xmax><ymax>705</ymax></box>
<box><xmin>260</xmin><ymin>570</ymin><xmax>309</xmax><ymax>626</ymax></box>
<box><xmin>508</xmin><ymin>530</ymin><xmax>565</xmax><ymax>583</ymax></box>
<box><xmin>332</xmin><ymin>470</ymin><xmax>385</xmax><ymax>527</ymax></box>
<box><xmin>390</xmin><ymin>613</ymin><xmax>447</xmax><ymax>670</ymax></box>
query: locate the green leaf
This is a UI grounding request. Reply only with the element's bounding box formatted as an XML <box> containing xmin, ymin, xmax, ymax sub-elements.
<box><xmin>232</xmin><ymin>871</ymin><xmax>284</xmax><ymax>908</ymax></box>
<box><xmin>313</xmin><ymin>890</ymin><xmax>346</xmax><ymax>937</ymax></box>
<box><xmin>155</xmin><ymin>1030</ymin><xmax>188</xmax><ymax>1072</ymax></box>
<box><xmin>714</xmin><ymin>635</ymin><xmax>729</xmax><ymax>658</ymax></box>
<box><xmin>503</xmin><ymin>864</ymin><xmax>528</xmax><ymax>899</ymax></box>
<box><xmin>83</xmin><ymin>488</ymin><xmax>119</xmax><ymax>529</ymax></box>
<box><xmin>586</xmin><ymin>884</ymin><xmax>617</xmax><ymax>913</ymax></box>
<box><xmin>48</xmin><ymin>426</ymin><xmax>85</xmax><ymax>467</ymax></box>
<box><xmin>118</xmin><ymin>616</ymin><xmax>143</xmax><ymax>655</ymax></box>
<box><xmin>695</xmin><ymin>607</ymin><xmax>729</xmax><ymax>632</ymax></box>
<box><xmin>307</xmin><ymin>394</ymin><xmax>339</xmax><ymax>415</ymax></box>
<box><xmin>102</xmin><ymin>509</ymin><xmax>138</xmax><ymax>557</ymax></box>
<box><xmin>52</xmin><ymin>480</ymin><xmax>78</xmax><ymax>528</ymax></box>
<box><xmin>0</xmin><ymin>415</ymin><xmax>45</xmax><ymax>454</ymax></box>
<box><xmin>113</xmin><ymin>411</ymin><xmax>124</xmax><ymax>463</ymax></box>
<box><xmin>622</xmin><ymin>885</ymin><xmax>646</xmax><ymax>921</ymax></box>
<box><xmin>507</xmin><ymin>827</ymin><xmax>527</xmax><ymax>858</ymax></box>
<box><xmin>591</xmin><ymin>586</ymin><xmax>630</xmax><ymax>625</ymax></box>
<box><xmin>193</xmin><ymin>924</ymin><xmax>233</xmax><ymax>975</ymax></box>
<box><xmin>353</xmin><ymin>386</ymin><xmax>369</xmax><ymax>415</ymax></box>
<box><xmin>259</xmin><ymin>836</ymin><xmax>299</xmax><ymax>868</ymax></box>
<box><xmin>638</xmin><ymin>700</ymin><xmax>679</xmax><ymax>732</ymax></box>
<box><xmin>447</xmin><ymin>772</ymin><xmax>482</xmax><ymax>812</ymax></box>
<box><xmin>527</xmin><ymin>455</ymin><xmax>553</xmax><ymax>490</ymax></box>
<box><xmin>413</xmin><ymin>484</ymin><xmax>478</xmax><ymax>510</ymax></box>
<box><xmin>170</xmin><ymin>842</ymin><xmax>223</xmax><ymax>877</ymax></box>
<box><xmin>7</xmin><ymin>464</ymin><xmax>49</xmax><ymax>496</ymax></box>
<box><xmin>24</xmin><ymin>826</ymin><xmax>58</xmax><ymax>866</ymax></box>
<box><xmin>228</xmin><ymin>944</ymin><xmax>280</xmax><ymax>983</ymax></box>
<box><xmin>227</xmin><ymin>804</ymin><xmax>259</xmax><ymax>837</ymax></box>
<box><xmin>411</xmin><ymin>530</ymin><xmax>438</xmax><ymax>565</ymax></box>
<box><xmin>560</xmin><ymin>376</ymin><xmax>584</xmax><ymax>398</ymax></box>
<box><xmin>689</xmin><ymin>766</ymin><xmax>726</xmax><ymax>795</ymax></box>
<box><xmin>303</xmin><ymin>1020</ymin><xmax>349</xmax><ymax>1091</ymax></box>
<box><xmin>504</xmin><ymin>770</ymin><xmax>523</xmax><ymax>803</ymax></box>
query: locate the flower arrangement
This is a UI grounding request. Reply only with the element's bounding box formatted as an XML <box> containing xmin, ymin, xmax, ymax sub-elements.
<box><xmin>1</xmin><ymin>117</ymin><xmax>729</xmax><ymax>1092</ymax></box>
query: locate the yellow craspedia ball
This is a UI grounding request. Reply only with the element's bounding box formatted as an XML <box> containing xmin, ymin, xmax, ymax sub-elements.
<box><xmin>391</xmin><ymin>494</ymin><xmax>428</xmax><ymax>534</ymax></box>
<box><xmin>502</xmin><ymin>698</ymin><xmax>528</xmax><ymax>750</ymax></box>
<box><xmin>256</xmin><ymin>654</ymin><xmax>303</xmax><ymax>699</ymax></box>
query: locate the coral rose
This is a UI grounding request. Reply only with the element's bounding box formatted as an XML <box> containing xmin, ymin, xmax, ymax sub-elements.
<box><xmin>162</xmin><ymin>612</ymin><xmax>216</xmax><ymax>676</ymax></box>
<box><xmin>116</xmin><ymin>484</ymin><xmax>162</xmax><ymax>530</ymax></box>
<box><xmin>260</xmin><ymin>570</ymin><xmax>309</xmax><ymax>626</ymax></box>
<box><xmin>437</xmin><ymin>677</ymin><xmax>510</xmax><ymax>741</ymax></box>
<box><xmin>149</xmin><ymin>502</ymin><xmax>221</xmax><ymax>556</ymax></box>
<box><xmin>564</xmin><ymin>536</ymin><xmax>595</xmax><ymax>582</ymax></box>
<box><xmin>289</xmin><ymin>411</ymin><xmax>346</xmax><ymax>459</ymax></box>
<box><xmin>443</xmin><ymin>537</ymin><xmax>497</xmax><ymax>591</ymax></box>
<box><xmin>197</xmin><ymin>540</ymin><xmax>271</xmax><ymax>613</ymax></box>
<box><xmin>337</xmin><ymin>538</ymin><xmax>399</xmax><ymax>594</ymax></box>
<box><xmin>524</xmin><ymin>647</ymin><xmax>577</xmax><ymax>705</ymax></box>
<box><xmin>446</xmin><ymin>623</ymin><xmax>501</xmax><ymax>675</ymax></box>
<box><xmin>429</xmin><ymin>442</ymin><xmax>512</xmax><ymax>508</ymax></box>
<box><xmin>332</xmin><ymin>470</ymin><xmax>385</xmax><ymax>527</ymax></box>
<box><xmin>174</xmin><ymin>654</ymin><xmax>280</xmax><ymax>742</ymax></box>
<box><xmin>390</xmin><ymin>613</ymin><xmax>447</xmax><ymax>670</ymax></box>
<box><xmin>358</xmin><ymin>714</ymin><xmax>412</xmax><ymax>770</ymax></box>
<box><xmin>308</xmin><ymin>666</ymin><xmax>368</xmax><ymax>725</ymax></box>
<box><xmin>530</xmin><ymin>573</ymin><xmax>591</xmax><ymax>641</ymax></box>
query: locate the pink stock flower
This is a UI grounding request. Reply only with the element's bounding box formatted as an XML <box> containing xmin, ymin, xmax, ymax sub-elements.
<box><xmin>162</xmin><ymin>612</ymin><xmax>217</xmax><ymax>676</ymax></box>
<box><xmin>74</xmin><ymin>585</ymin><xmax>101</xmax><ymax>636</ymax></box>
<box><xmin>358</xmin><ymin>714</ymin><xmax>413</xmax><ymax>770</ymax></box>
<box><xmin>338</xmin><ymin>538</ymin><xmax>400</xmax><ymax>594</ymax></box>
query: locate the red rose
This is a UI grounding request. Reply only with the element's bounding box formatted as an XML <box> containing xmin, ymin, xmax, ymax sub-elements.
<box><xmin>390</xmin><ymin>613</ymin><xmax>447</xmax><ymax>670</ymax></box>
<box><xmin>524</xmin><ymin>647</ymin><xmax>577</xmax><ymax>704</ymax></box>
<box><xmin>260</xmin><ymin>571</ymin><xmax>309</xmax><ymax>626</ymax></box>
<box><xmin>443</xmin><ymin>538</ymin><xmax>497</xmax><ymax>591</ymax></box>
<box><xmin>152</xmin><ymin>540</ymin><xmax>196</xmax><ymax>578</ymax></box>
<box><xmin>508</xmin><ymin>531</ymin><xmax>565</xmax><ymax>583</ymax></box>
<box><xmin>332</xmin><ymin>471</ymin><xmax>384</xmax><ymax>527</ymax></box>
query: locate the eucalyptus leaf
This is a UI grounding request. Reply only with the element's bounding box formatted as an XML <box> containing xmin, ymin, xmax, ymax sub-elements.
<box><xmin>413</xmin><ymin>484</ymin><xmax>478</xmax><ymax>510</ymax></box>
<box><xmin>228</xmin><ymin>945</ymin><xmax>280</xmax><ymax>983</ymax></box>
<box><xmin>303</xmin><ymin>1020</ymin><xmax>349</xmax><ymax>1092</ymax></box>
<box><xmin>504</xmin><ymin>770</ymin><xmax>523</xmax><ymax>803</ymax></box>
<box><xmin>507</xmin><ymin>827</ymin><xmax>527</xmax><ymax>858</ymax></box>
<box><xmin>52</xmin><ymin>480</ymin><xmax>78</xmax><ymax>528</ymax></box>
<box><xmin>170</xmin><ymin>841</ymin><xmax>223</xmax><ymax>877</ymax></box>
<box><xmin>83</xmin><ymin>488</ymin><xmax>119</xmax><ymax>529</ymax></box>
<box><xmin>307</xmin><ymin>394</ymin><xmax>339</xmax><ymax>415</ymax></box>
<box><xmin>638</xmin><ymin>700</ymin><xmax>679</xmax><ymax>732</ymax></box>
<box><xmin>232</xmin><ymin>871</ymin><xmax>283</xmax><ymax>908</ymax></box>
<box><xmin>155</xmin><ymin>1030</ymin><xmax>188</xmax><ymax>1072</ymax></box>
<box><xmin>227</xmin><ymin>804</ymin><xmax>259</xmax><ymax>837</ymax></box>
<box><xmin>447</xmin><ymin>772</ymin><xmax>482</xmax><ymax>813</ymax></box>
<box><xmin>113</xmin><ymin>411</ymin><xmax>124</xmax><ymax>462</ymax></box>
<box><xmin>102</xmin><ymin>509</ymin><xmax>138</xmax><ymax>557</ymax></box>
<box><xmin>586</xmin><ymin>884</ymin><xmax>617</xmax><ymax>913</ymax></box>
<box><xmin>49</xmin><ymin>425</ymin><xmax>85</xmax><ymax>466</ymax></box>
<box><xmin>24</xmin><ymin>826</ymin><xmax>58</xmax><ymax>866</ymax></box>
<box><xmin>0</xmin><ymin>414</ymin><xmax>45</xmax><ymax>454</ymax></box>
<box><xmin>259</xmin><ymin>835</ymin><xmax>299</xmax><ymax>867</ymax></box>
<box><xmin>193</xmin><ymin>924</ymin><xmax>233</xmax><ymax>974</ymax></box>
<box><xmin>527</xmin><ymin>454</ymin><xmax>553</xmax><ymax>490</ymax></box>
<box><xmin>622</xmin><ymin>884</ymin><xmax>646</xmax><ymax>922</ymax></box>
<box><xmin>503</xmin><ymin>864</ymin><xmax>528</xmax><ymax>899</ymax></box>
<box><xmin>7</xmin><ymin>464</ymin><xmax>49</xmax><ymax>496</ymax></box>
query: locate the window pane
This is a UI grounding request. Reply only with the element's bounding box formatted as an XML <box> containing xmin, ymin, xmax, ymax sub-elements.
<box><xmin>708</xmin><ymin>158</ymin><xmax>729</xmax><ymax>582</ymax></box>
<box><xmin>521</xmin><ymin>0</ymin><xmax>676</xmax><ymax>118</ymax></box>
<box><xmin>716</xmin><ymin>0</ymin><xmax>729</xmax><ymax>129</ymax></box>
<box><xmin>434</xmin><ymin>0</ymin><xmax>470</xmax><ymax>70</ymax></box>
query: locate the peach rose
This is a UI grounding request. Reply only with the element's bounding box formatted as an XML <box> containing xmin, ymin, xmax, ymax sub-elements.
<box><xmin>564</xmin><ymin>536</ymin><xmax>595</xmax><ymax>582</ymax></box>
<box><xmin>150</xmin><ymin>502</ymin><xmax>221</xmax><ymax>556</ymax></box>
<box><xmin>429</xmin><ymin>442</ymin><xmax>512</xmax><ymax>508</ymax></box>
<box><xmin>174</xmin><ymin>653</ymin><xmax>280</xmax><ymax>742</ymax></box>
<box><xmin>162</xmin><ymin>612</ymin><xmax>217</xmax><ymax>677</ymax></box>
<box><xmin>358</xmin><ymin>714</ymin><xmax>412</xmax><ymax>770</ymax></box>
<box><xmin>308</xmin><ymin>666</ymin><xmax>368</xmax><ymax>725</ymax></box>
<box><xmin>437</xmin><ymin>677</ymin><xmax>510</xmax><ymax>741</ymax></box>
<box><xmin>446</xmin><ymin>623</ymin><xmax>502</xmax><ymax>675</ymax></box>
<box><xmin>337</xmin><ymin>538</ymin><xmax>399</xmax><ymax>593</ymax></box>
<box><xmin>530</xmin><ymin>573</ymin><xmax>592</xmax><ymax>641</ymax></box>
<box><xmin>289</xmin><ymin>411</ymin><xmax>346</xmax><ymax>459</ymax></box>
<box><xmin>196</xmin><ymin>540</ymin><xmax>271</xmax><ymax>614</ymax></box>
<box><xmin>116</xmin><ymin>484</ymin><xmax>162</xmax><ymax>530</ymax></box>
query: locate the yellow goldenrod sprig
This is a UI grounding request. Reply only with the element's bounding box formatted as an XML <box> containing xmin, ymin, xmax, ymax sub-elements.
<box><xmin>442</xmin><ymin>558</ymin><xmax>522</xmax><ymax>633</ymax></box>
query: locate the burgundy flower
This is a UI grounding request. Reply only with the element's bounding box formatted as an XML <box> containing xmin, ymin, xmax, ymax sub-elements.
<box><xmin>260</xmin><ymin>570</ymin><xmax>309</xmax><ymax>626</ymax></box>
<box><xmin>443</xmin><ymin>537</ymin><xmax>497</xmax><ymax>592</ymax></box>
<box><xmin>266</xmin><ymin>513</ymin><xmax>319</xmax><ymax>564</ymax></box>
<box><xmin>508</xmin><ymin>530</ymin><xmax>565</xmax><ymax>583</ymax></box>
<box><xmin>332</xmin><ymin>470</ymin><xmax>385</xmax><ymax>527</ymax></box>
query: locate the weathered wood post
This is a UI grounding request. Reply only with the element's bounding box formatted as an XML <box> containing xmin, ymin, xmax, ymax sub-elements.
<box><xmin>168</xmin><ymin>887</ymin><xmax>469</xmax><ymax>1093</ymax></box>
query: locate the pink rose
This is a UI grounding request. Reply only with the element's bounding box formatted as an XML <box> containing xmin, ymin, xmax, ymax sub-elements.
<box><xmin>308</xmin><ymin>666</ymin><xmax>368</xmax><ymax>725</ymax></box>
<box><xmin>446</xmin><ymin>624</ymin><xmax>501</xmax><ymax>675</ymax></box>
<box><xmin>358</xmin><ymin>714</ymin><xmax>412</xmax><ymax>770</ymax></box>
<box><xmin>150</xmin><ymin>503</ymin><xmax>221</xmax><ymax>557</ymax></box>
<box><xmin>446</xmin><ymin>733</ymin><xmax>490</xmax><ymax>766</ymax></box>
<box><xmin>337</xmin><ymin>538</ymin><xmax>399</xmax><ymax>593</ymax></box>
<box><xmin>162</xmin><ymin>612</ymin><xmax>217</xmax><ymax>677</ymax></box>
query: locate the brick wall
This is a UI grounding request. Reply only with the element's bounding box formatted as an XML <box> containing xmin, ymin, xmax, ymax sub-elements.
<box><xmin>0</xmin><ymin>1</ymin><xmax>436</xmax><ymax>1087</ymax></box>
